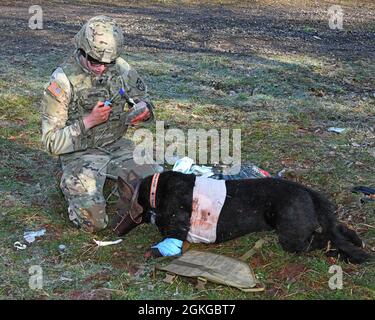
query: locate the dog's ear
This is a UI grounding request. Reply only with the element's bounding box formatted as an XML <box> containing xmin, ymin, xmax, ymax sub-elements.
<box><xmin>117</xmin><ymin>176</ymin><xmax>134</xmax><ymax>201</ymax></box>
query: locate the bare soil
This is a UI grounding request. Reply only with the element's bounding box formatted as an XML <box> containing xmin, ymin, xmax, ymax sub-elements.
<box><xmin>0</xmin><ymin>0</ymin><xmax>374</xmax><ymax>61</ymax></box>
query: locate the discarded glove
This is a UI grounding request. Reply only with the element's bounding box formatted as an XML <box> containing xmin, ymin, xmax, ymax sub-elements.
<box><xmin>23</xmin><ymin>228</ymin><xmax>46</xmax><ymax>244</ymax></box>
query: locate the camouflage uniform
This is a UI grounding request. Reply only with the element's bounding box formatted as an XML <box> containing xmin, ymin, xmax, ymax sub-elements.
<box><xmin>41</xmin><ymin>16</ymin><xmax>162</xmax><ymax>233</ymax></box>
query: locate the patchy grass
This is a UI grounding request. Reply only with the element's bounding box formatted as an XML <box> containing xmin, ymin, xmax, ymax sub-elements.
<box><xmin>0</xmin><ymin>1</ymin><xmax>374</xmax><ymax>300</ymax></box>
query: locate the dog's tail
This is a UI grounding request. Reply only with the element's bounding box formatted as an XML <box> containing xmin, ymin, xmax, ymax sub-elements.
<box><xmin>308</xmin><ymin>189</ymin><xmax>372</xmax><ymax>264</ymax></box>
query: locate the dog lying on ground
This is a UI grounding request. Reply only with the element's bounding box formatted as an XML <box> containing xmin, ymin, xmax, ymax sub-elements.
<box><xmin>113</xmin><ymin>171</ymin><xmax>372</xmax><ymax>264</ymax></box>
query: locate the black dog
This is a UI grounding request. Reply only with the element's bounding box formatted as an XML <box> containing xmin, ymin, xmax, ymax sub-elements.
<box><xmin>113</xmin><ymin>171</ymin><xmax>371</xmax><ymax>264</ymax></box>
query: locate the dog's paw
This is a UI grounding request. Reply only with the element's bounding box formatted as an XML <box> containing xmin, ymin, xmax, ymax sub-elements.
<box><xmin>144</xmin><ymin>250</ymin><xmax>153</xmax><ymax>260</ymax></box>
<box><xmin>144</xmin><ymin>248</ymin><xmax>163</xmax><ymax>260</ymax></box>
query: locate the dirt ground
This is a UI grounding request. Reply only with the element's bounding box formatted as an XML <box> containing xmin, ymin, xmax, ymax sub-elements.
<box><xmin>0</xmin><ymin>0</ymin><xmax>374</xmax><ymax>301</ymax></box>
<box><xmin>1</xmin><ymin>0</ymin><xmax>374</xmax><ymax>59</ymax></box>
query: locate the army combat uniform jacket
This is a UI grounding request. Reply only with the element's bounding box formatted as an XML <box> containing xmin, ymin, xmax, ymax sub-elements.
<box><xmin>41</xmin><ymin>52</ymin><xmax>162</xmax><ymax>232</ymax></box>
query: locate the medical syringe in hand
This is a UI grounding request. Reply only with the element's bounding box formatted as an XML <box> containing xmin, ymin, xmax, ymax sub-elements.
<box><xmin>104</xmin><ymin>88</ymin><xmax>126</xmax><ymax>106</ymax></box>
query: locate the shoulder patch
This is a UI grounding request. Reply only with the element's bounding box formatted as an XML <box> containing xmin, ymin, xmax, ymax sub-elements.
<box><xmin>47</xmin><ymin>81</ymin><xmax>65</xmax><ymax>100</ymax></box>
<box><xmin>136</xmin><ymin>77</ymin><xmax>146</xmax><ymax>91</ymax></box>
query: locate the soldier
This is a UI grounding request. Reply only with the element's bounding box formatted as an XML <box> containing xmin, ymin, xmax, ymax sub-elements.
<box><xmin>41</xmin><ymin>15</ymin><xmax>162</xmax><ymax>233</ymax></box>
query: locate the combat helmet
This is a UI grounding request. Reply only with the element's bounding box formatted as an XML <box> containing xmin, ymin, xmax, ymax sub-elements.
<box><xmin>74</xmin><ymin>15</ymin><xmax>124</xmax><ymax>63</ymax></box>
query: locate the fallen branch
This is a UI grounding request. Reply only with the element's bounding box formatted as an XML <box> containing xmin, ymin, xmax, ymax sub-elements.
<box><xmin>239</xmin><ymin>237</ymin><xmax>270</xmax><ymax>261</ymax></box>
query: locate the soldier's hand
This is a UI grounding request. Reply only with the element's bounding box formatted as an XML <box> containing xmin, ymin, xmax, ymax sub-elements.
<box><xmin>83</xmin><ymin>101</ymin><xmax>112</xmax><ymax>130</ymax></box>
<box><xmin>127</xmin><ymin>101</ymin><xmax>151</xmax><ymax>125</ymax></box>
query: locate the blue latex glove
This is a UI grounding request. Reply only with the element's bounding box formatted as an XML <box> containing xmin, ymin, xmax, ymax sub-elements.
<box><xmin>151</xmin><ymin>238</ymin><xmax>183</xmax><ymax>257</ymax></box>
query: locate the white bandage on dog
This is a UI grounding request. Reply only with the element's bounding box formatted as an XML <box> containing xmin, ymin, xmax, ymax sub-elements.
<box><xmin>187</xmin><ymin>177</ymin><xmax>227</xmax><ymax>243</ymax></box>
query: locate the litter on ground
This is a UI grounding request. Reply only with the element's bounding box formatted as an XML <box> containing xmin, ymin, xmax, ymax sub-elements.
<box><xmin>328</xmin><ymin>127</ymin><xmax>346</xmax><ymax>134</ymax></box>
<box><xmin>93</xmin><ymin>239</ymin><xmax>123</xmax><ymax>247</ymax></box>
<box><xmin>14</xmin><ymin>241</ymin><xmax>27</xmax><ymax>250</ymax></box>
<box><xmin>23</xmin><ymin>228</ymin><xmax>46</xmax><ymax>244</ymax></box>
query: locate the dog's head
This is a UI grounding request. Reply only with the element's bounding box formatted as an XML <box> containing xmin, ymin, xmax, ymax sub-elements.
<box><xmin>112</xmin><ymin>171</ymin><xmax>144</xmax><ymax>236</ymax></box>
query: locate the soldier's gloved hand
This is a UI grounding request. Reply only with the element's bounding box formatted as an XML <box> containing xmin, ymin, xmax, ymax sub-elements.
<box><xmin>83</xmin><ymin>101</ymin><xmax>112</xmax><ymax>130</ymax></box>
<box><xmin>127</xmin><ymin>101</ymin><xmax>151</xmax><ymax>125</ymax></box>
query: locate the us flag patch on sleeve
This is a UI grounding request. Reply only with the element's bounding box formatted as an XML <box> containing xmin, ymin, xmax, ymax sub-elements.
<box><xmin>47</xmin><ymin>81</ymin><xmax>65</xmax><ymax>100</ymax></box>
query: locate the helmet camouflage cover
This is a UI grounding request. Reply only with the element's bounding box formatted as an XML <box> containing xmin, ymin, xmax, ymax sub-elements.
<box><xmin>74</xmin><ymin>15</ymin><xmax>124</xmax><ymax>63</ymax></box>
